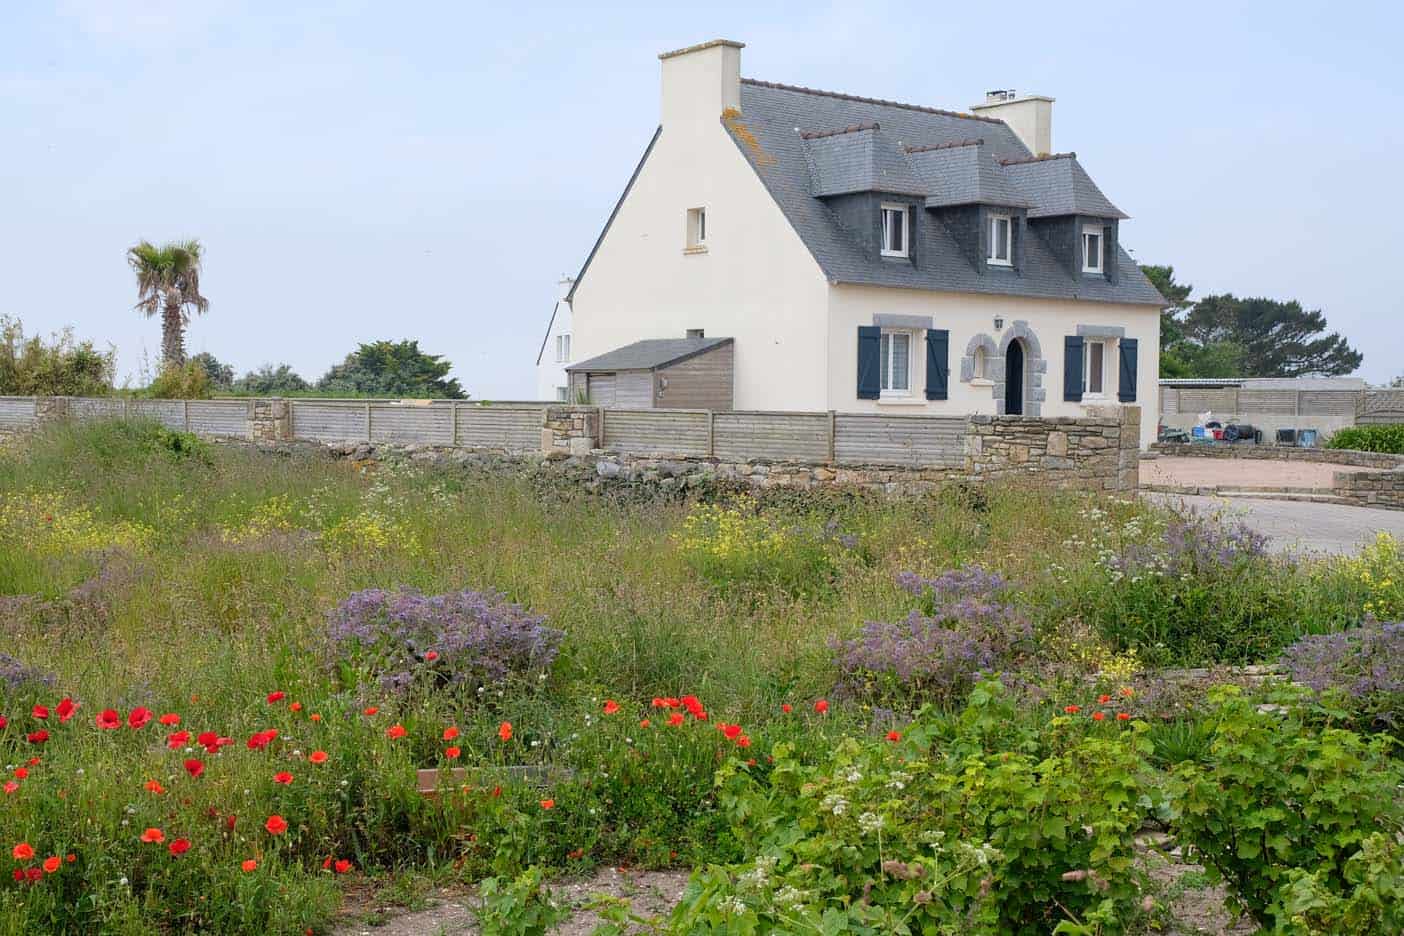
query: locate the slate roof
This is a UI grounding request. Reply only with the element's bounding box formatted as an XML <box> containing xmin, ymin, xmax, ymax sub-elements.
<box><xmin>566</xmin><ymin>337</ymin><xmax>733</xmax><ymax>372</ymax></box>
<box><xmin>999</xmin><ymin>154</ymin><xmax>1127</xmax><ymax>219</ymax></box>
<box><xmin>904</xmin><ymin>140</ymin><xmax>1031</xmax><ymax>209</ymax></box>
<box><xmin>802</xmin><ymin>124</ymin><xmax>926</xmax><ymax>197</ymax></box>
<box><xmin>725</xmin><ymin>79</ymin><xmax>1165</xmax><ymax>306</ymax></box>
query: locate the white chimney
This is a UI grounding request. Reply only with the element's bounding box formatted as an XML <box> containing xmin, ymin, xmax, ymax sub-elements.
<box><xmin>659</xmin><ymin>39</ymin><xmax>744</xmax><ymax>128</ymax></box>
<box><xmin>557</xmin><ymin>275</ymin><xmax>574</xmax><ymax>301</ymax></box>
<box><xmin>970</xmin><ymin>90</ymin><xmax>1055</xmax><ymax>156</ymax></box>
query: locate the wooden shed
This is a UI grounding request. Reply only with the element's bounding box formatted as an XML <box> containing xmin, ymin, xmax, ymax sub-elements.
<box><xmin>566</xmin><ymin>336</ymin><xmax>734</xmax><ymax>411</ymax></box>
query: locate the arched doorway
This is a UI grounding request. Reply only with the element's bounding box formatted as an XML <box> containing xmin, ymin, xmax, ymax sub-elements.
<box><xmin>1005</xmin><ymin>339</ymin><xmax>1025</xmax><ymax>415</ymax></box>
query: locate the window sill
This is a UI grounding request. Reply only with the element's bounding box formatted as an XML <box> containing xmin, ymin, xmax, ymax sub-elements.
<box><xmin>879</xmin><ymin>251</ymin><xmax>909</xmax><ymax>260</ymax></box>
<box><xmin>1081</xmin><ymin>393</ymin><xmax>1110</xmax><ymax>404</ymax></box>
<box><xmin>987</xmin><ymin>259</ymin><xmax>1013</xmax><ymax>268</ymax></box>
<box><xmin>969</xmin><ymin>378</ymin><xmax>994</xmax><ymax>387</ymax></box>
<box><xmin>683</xmin><ymin>245</ymin><xmax>708</xmax><ymax>255</ymax></box>
<box><xmin>877</xmin><ymin>396</ymin><xmax>924</xmax><ymax>406</ymax></box>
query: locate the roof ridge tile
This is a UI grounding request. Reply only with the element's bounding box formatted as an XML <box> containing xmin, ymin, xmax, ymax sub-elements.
<box><xmin>999</xmin><ymin>152</ymin><xmax>1077</xmax><ymax>166</ymax></box>
<box><xmin>742</xmin><ymin>78</ymin><xmax>1003</xmax><ymax>124</ymax></box>
<box><xmin>903</xmin><ymin>138</ymin><xmax>984</xmax><ymax>154</ymax></box>
<box><xmin>799</xmin><ymin>122</ymin><xmax>880</xmax><ymax>140</ymax></box>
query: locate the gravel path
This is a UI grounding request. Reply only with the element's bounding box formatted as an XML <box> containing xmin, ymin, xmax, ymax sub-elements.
<box><xmin>1145</xmin><ymin>492</ymin><xmax>1404</xmax><ymax>555</ymax></box>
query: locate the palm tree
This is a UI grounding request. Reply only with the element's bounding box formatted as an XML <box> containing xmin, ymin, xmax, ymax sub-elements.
<box><xmin>127</xmin><ymin>239</ymin><xmax>209</xmax><ymax>368</ymax></box>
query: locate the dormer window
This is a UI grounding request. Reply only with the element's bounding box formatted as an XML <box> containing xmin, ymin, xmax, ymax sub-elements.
<box><xmin>1082</xmin><ymin>225</ymin><xmax>1104</xmax><ymax>273</ymax></box>
<box><xmin>880</xmin><ymin>204</ymin><xmax>909</xmax><ymax>258</ymax></box>
<box><xmin>989</xmin><ymin>214</ymin><xmax>1012</xmax><ymax>266</ymax></box>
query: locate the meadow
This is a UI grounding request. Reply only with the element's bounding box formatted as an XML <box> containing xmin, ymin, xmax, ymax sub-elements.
<box><xmin>0</xmin><ymin>420</ymin><xmax>1400</xmax><ymax>934</ymax></box>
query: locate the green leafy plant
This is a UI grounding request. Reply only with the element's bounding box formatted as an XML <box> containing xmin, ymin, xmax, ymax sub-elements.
<box><xmin>1170</xmin><ymin>686</ymin><xmax>1404</xmax><ymax>930</ymax></box>
<box><xmin>1326</xmin><ymin>424</ymin><xmax>1404</xmax><ymax>454</ymax></box>
<box><xmin>475</xmin><ymin>865</ymin><xmax>571</xmax><ymax>935</ymax></box>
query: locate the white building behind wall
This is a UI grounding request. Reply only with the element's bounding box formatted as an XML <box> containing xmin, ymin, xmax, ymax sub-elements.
<box><xmin>566</xmin><ymin>40</ymin><xmax>1166</xmax><ymax>445</ymax></box>
<box><xmin>534</xmin><ymin>277</ymin><xmax>575</xmax><ymax>401</ymax></box>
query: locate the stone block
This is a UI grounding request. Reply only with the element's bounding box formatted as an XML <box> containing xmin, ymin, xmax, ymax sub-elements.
<box><xmin>1047</xmin><ymin>431</ymin><xmax>1068</xmax><ymax>457</ymax></box>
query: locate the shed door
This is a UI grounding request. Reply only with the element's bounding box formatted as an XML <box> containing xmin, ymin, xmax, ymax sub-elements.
<box><xmin>587</xmin><ymin>373</ymin><xmax>616</xmax><ymax>407</ymax></box>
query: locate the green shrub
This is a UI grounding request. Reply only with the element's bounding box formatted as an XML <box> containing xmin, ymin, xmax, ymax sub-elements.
<box><xmin>1170</xmin><ymin>686</ymin><xmax>1404</xmax><ymax>930</ymax></box>
<box><xmin>1325</xmin><ymin>424</ymin><xmax>1404</xmax><ymax>454</ymax></box>
<box><xmin>143</xmin><ymin>360</ymin><xmax>212</xmax><ymax>399</ymax></box>
<box><xmin>0</xmin><ymin>315</ymin><xmax>114</xmax><ymax>396</ymax></box>
<box><xmin>675</xmin><ymin>496</ymin><xmax>850</xmax><ymax>597</ymax></box>
<box><xmin>672</xmin><ymin>682</ymin><xmax>1163</xmax><ymax>935</ymax></box>
<box><xmin>1277</xmin><ymin>833</ymin><xmax>1404</xmax><ymax>935</ymax></box>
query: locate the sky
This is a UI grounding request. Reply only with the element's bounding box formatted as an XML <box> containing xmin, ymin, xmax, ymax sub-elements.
<box><xmin>3</xmin><ymin>1</ymin><xmax>1402</xmax><ymax>394</ymax></box>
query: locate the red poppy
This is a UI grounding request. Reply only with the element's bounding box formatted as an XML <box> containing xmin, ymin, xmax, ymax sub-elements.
<box><xmin>140</xmin><ymin>828</ymin><xmax>165</xmax><ymax>844</ymax></box>
<box><xmin>159</xmin><ymin>713</ymin><xmax>180</xmax><ymax>726</ymax></box>
<box><xmin>289</xmin><ymin>702</ymin><xmax>302</xmax><ymax>712</ymax></box>
<box><xmin>184</xmin><ymin>759</ymin><xmax>205</xmax><ymax>779</ymax></box>
<box><xmin>144</xmin><ymin>779</ymin><xmax>165</xmax><ymax>794</ymax></box>
<box><xmin>602</xmin><ymin>700</ymin><xmax>620</xmax><ymax>715</ymax></box>
<box><xmin>42</xmin><ymin>856</ymin><xmax>60</xmax><ymax>874</ymax></box>
<box><xmin>639</xmin><ymin>718</ymin><xmax>650</xmax><ymax>728</ymax></box>
<box><xmin>168</xmin><ymin>838</ymin><xmax>191</xmax><ymax>856</ymax></box>
<box><xmin>1097</xmin><ymin>694</ymin><xmax>1112</xmax><ymax>704</ymax></box>
<box><xmin>443</xmin><ymin>726</ymin><xmax>460</xmax><ymax>741</ymax></box>
<box><xmin>11</xmin><ymin>843</ymin><xmax>33</xmax><ymax>861</ymax></box>
<box><xmin>128</xmin><ymin>708</ymin><xmax>153</xmax><ymax>730</ymax></box>
<box><xmin>322</xmin><ymin>855</ymin><xmax>332</xmax><ymax>870</ymax></box>
<box><xmin>96</xmin><ymin>709</ymin><xmax>121</xmax><ymax>730</ymax></box>
<box><xmin>498</xmin><ymin>722</ymin><xmax>512</xmax><ymax>742</ymax></box>
<box><xmin>0</xmin><ymin>716</ymin><xmax>7</xmax><ymax>730</ymax></box>
<box><xmin>814</xmin><ymin>700</ymin><xmax>829</xmax><ymax>714</ymax></box>
<box><xmin>781</xmin><ymin>703</ymin><xmax>793</xmax><ymax>714</ymax></box>
<box><xmin>167</xmin><ymin>730</ymin><xmax>190</xmax><ymax>749</ymax></box>
<box><xmin>720</xmin><ymin>723</ymin><xmax>743</xmax><ymax>740</ymax></box>
<box><xmin>1120</xmin><ymin>687</ymin><xmax>1134</xmax><ymax>698</ymax></box>
<box><xmin>309</xmin><ymin>713</ymin><xmax>321</xmax><ymax>722</ymax></box>
<box><xmin>266</xmin><ymin>691</ymin><xmax>285</xmax><ymax>703</ymax></box>
<box><xmin>246</xmin><ymin>729</ymin><xmax>278</xmax><ymax>750</ymax></box>
<box><xmin>24</xmin><ymin>868</ymin><xmax>41</xmax><ymax>883</ymax></box>
<box><xmin>241</xmin><ymin>859</ymin><xmax>257</xmax><ymax>872</ymax></box>
<box><xmin>11</xmin><ymin>768</ymin><xmax>24</xmax><ymax>780</ymax></box>
<box><xmin>424</xmin><ymin>651</ymin><xmax>439</xmax><ymax>662</ymax></box>
<box><xmin>885</xmin><ymin>730</ymin><xmax>902</xmax><ymax>743</ymax></box>
<box><xmin>65</xmin><ymin>854</ymin><xmax>75</xmax><ymax>863</ymax></box>
<box><xmin>667</xmin><ymin>712</ymin><xmax>685</xmax><ymax>727</ymax></box>
<box><xmin>362</xmin><ymin>706</ymin><xmax>379</xmax><ymax>716</ymax></box>
<box><xmin>1063</xmin><ymin>705</ymin><xmax>1081</xmax><ymax>714</ymax></box>
<box><xmin>31</xmin><ymin>704</ymin><xmax>48</xmax><ymax>720</ymax></box>
<box><xmin>444</xmin><ymin>745</ymin><xmax>461</xmax><ymax>759</ymax></box>
<box><xmin>264</xmin><ymin>815</ymin><xmax>288</xmax><ymax>836</ymax></box>
<box><xmin>386</xmin><ymin>724</ymin><xmax>406</xmax><ymax>740</ymax></box>
<box><xmin>56</xmin><ymin>698</ymin><xmax>77</xmax><ymax>723</ymax></box>
<box><xmin>1116</xmin><ymin>712</ymin><xmax>1131</xmax><ymax>721</ymax></box>
<box><xmin>26</xmin><ymin>730</ymin><xmax>47</xmax><ymax>745</ymax></box>
<box><xmin>1091</xmin><ymin>711</ymin><xmax>1106</xmax><ymax>722</ymax></box>
<box><xmin>226</xmin><ymin>815</ymin><xmax>237</xmax><ymax>832</ymax></box>
<box><xmin>273</xmin><ymin>771</ymin><xmax>294</xmax><ymax>785</ymax></box>
<box><xmin>540</xmin><ymin>799</ymin><xmax>555</xmax><ymax>810</ymax></box>
<box><xmin>3</xmin><ymin>782</ymin><xmax>18</xmax><ymax>795</ymax></box>
<box><xmin>25</xmin><ymin>757</ymin><xmax>38</xmax><ymax>767</ymax></box>
<box><xmin>308</xmin><ymin>750</ymin><xmax>328</xmax><ymax>764</ymax></box>
<box><xmin>736</xmin><ymin>734</ymin><xmax>752</xmax><ymax>748</ymax></box>
<box><xmin>334</xmin><ymin>859</ymin><xmax>352</xmax><ymax>874</ymax></box>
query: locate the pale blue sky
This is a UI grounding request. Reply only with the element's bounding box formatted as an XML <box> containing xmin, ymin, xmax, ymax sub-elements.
<box><xmin>3</xmin><ymin>1</ymin><xmax>1401</xmax><ymax>393</ymax></box>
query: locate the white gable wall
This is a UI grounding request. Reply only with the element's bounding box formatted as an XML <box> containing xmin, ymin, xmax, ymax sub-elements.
<box><xmin>569</xmin><ymin>43</ymin><xmax>832</xmax><ymax>412</ymax></box>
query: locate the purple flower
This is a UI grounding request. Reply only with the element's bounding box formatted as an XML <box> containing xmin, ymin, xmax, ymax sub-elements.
<box><xmin>1281</xmin><ymin>621</ymin><xmax>1403</xmax><ymax>728</ymax></box>
<box><xmin>0</xmin><ymin>653</ymin><xmax>56</xmax><ymax>692</ymax></box>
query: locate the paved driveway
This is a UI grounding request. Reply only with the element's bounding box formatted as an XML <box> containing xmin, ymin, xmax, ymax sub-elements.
<box><xmin>1142</xmin><ymin>456</ymin><xmax>1386</xmax><ymax>490</ymax></box>
<box><xmin>1144</xmin><ymin>492</ymin><xmax>1404</xmax><ymax>555</ymax></box>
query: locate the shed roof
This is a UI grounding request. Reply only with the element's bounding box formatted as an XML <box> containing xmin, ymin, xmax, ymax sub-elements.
<box><xmin>566</xmin><ymin>337</ymin><xmax>733</xmax><ymax>372</ymax></box>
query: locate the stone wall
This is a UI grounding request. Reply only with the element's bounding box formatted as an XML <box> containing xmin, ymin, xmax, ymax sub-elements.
<box><xmin>541</xmin><ymin>405</ymin><xmax>600</xmax><ymax>458</ymax></box>
<box><xmin>967</xmin><ymin>406</ymin><xmax>1139</xmax><ymax>492</ymax></box>
<box><xmin>1334</xmin><ymin>469</ymin><xmax>1404</xmax><ymax>510</ymax></box>
<box><xmin>1148</xmin><ymin>442</ymin><xmax>1404</xmax><ymax>470</ymax></box>
<box><xmin>250</xmin><ymin>399</ymin><xmax>290</xmax><ymax>442</ymax></box>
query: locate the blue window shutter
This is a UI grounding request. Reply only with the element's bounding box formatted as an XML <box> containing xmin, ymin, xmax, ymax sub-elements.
<box><xmin>1118</xmin><ymin>338</ymin><xmax>1139</xmax><ymax>402</ymax></box>
<box><xmin>1063</xmin><ymin>336</ymin><xmax>1084</xmax><ymax>402</ymax></box>
<box><xmin>924</xmin><ymin>329</ymin><xmax>949</xmax><ymax>400</ymax></box>
<box><xmin>857</xmin><ymin>326</ymin><xmax>881</xmax><ymax>400</ymax></box>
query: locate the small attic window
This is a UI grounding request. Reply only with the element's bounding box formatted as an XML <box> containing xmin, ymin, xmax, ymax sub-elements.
<box><xmin>989</xmin><ymin>214</ymin><xmax>1012</xmax><ymax>266</ymax></box>
<box><xmin>686</xmin><ymin>207</ymin><xmax>707</xmax><ymax>250</ymax></box>
<box><xmin>880</xmin><ymin>204</ymin><xmax>909</xmax><ymax>258</ymax></box>
<box><xmin>1082</xmin><ymin>225</ymin><xmax>1104</xmax><ymax>273</ymax></box>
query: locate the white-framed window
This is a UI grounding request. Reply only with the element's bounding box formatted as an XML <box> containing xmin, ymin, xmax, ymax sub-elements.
<box><xmin>879</xmin><ymin>330</ymin><xmax>913</xmax><ymax>395</ymax></box>
<box><xmin>988</xmin><ymin>213</ymin><xmax>1012</xmax><ymax>265</ymax></box>
<box><xmin>880</xmin><ymin>204</ymin><xmax>909</xmax><ymax>258</ymax></box>
<box><xmin>554</xmin><ymin>334</ymin><xmax>571</xmax><ymax>363</ymax></box>
<box><xmin>686</xmin><ymin>207</ymin><xmax>707</xmax><ymax>249</ymax></box>
<box><xmin>555</xmin><ymin>386</ymin><xmax>569</xmax><ymax>402</ymax></box>
<box><xmin>1084</xmin><ymin>339</ymin><xmax>1111</xmax><ymax>396</ymax></box>
<box><xmin>1082</xmin><ymin>225</ymin><xmax>1104</xmax><ymax>273</ymax></box>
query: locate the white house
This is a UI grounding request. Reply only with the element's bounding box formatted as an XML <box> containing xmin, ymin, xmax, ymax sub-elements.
<box><xmin>566</xmin><ymin>40</ymin><xmax>1166</xmax><ymax>446</ymax></box>
<box><xmin>534</xmin><ymin>276</ymin><xmax>575</xmax><ymax>401</ymax></box>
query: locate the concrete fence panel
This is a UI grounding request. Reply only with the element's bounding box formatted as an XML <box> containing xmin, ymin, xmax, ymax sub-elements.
<box><xmin>454</xmin><ymin>406</ymin><xmax>544</xmax><ymax>452</ymax></box>
<box><xmin>713</xmin><ymin>412</ymin><xmax>830</xmax><ymax>462</ymax></box>
<box><xmin>0</xmin><ymin>397</ymin><xmax>37</xmax><ymax>430</ymax></box>
<box><xmin>290</xmin><ymin>401</ymin><xmax>369</xmax><ymax>442</ymax></box>
<box><xmin>834</xmin><ymin>414</ymin><xmax>968</xmax><ymax>467</ymax></box>
<box><xmin>603</xmin><ymin>409</ymin><xmax>710</xmax><ymax>456</ymax></box>
<box><xmin>187</xmin><ymin>400</ymin><xmax>251</xmax><ymax>436</ymax></box>
<box><xmin>369</xmin><ymin>403</ymin><xmax>454</xmax><ymax>446</ymax></box>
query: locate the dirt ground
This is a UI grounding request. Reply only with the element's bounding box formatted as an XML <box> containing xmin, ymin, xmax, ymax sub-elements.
<box><xmin>1141</xmin><ymin>455</ymin><xmax>1384</xmax><ymax>490</ymax></box>
<box><xmin>331</xmin><ymin>844</ymin><xmax>1256</xmax><ymax>935</ymax></box>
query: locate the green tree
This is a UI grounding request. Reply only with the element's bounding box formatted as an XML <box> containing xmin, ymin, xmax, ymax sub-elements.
<box><xmin>236</xmin><ymin>363</ymin><xmax>309</xmax><ymax>395</ymax></box>
<box><xmin>1</xmin><ymin>315</ymin><xmax>115</xmax><ymax>396</ymax></box>
<box><xmin>1183</xmin><ymin>294</ymin><xmax>1362</xmax><ymax>377</ymax></box>
<box><xmin>317</xmin><ymin>340</ymin><xmax>466</xmax><ymax>398</ymax></box>
<box><xmin>190</xmin><ymin>352</ymin><xmax>235</xmax><ymax>390</ymax></box>
<box><xmin>127</xmin><ymin>239</ymin><xmax>209</xmax><ymax>368</ymax></box>
<box><xmin>1141</xmin><ymin>264</ymin><xmax>1193</xmax><ymax>377</ymax></box>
